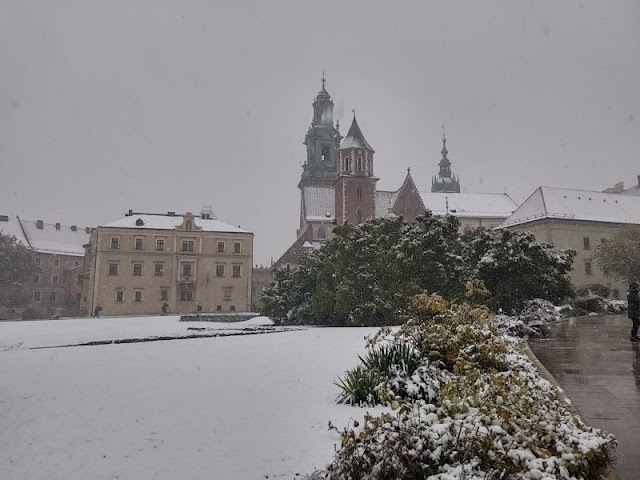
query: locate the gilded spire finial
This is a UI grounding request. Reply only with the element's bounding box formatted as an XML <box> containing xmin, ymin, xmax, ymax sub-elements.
<box><xmin>322</xmin><ymin>71</ymin><xmax>325</xmax><ymax>89</ymax></box>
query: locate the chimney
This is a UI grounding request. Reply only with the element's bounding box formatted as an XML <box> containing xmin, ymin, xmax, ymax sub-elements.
<box><xmin>0</xmin><ymin>215</ymin><xmax>8</xmax><ymax>222</ymax></box>
<box><xmin>127</xmin><ymin>209</ymin><xmax>133</xmax><ymax>216</ymax></box>
<box><xmin>36</xmin><ymin>220</ymin><xmax>43</xmax><ymax>229</ymax></box>
<box><xmin>637</xmin><ymin>175</ymin><xmax>640</xmax><ymax>187</ymax></box>
<box><xmin>55</xmin><ymin>223</ymin><xmax>61</xmax><ymax>230</ymax></box>
<box><xmin>85</xmin><ymin>227</ymin><xmax>90</xmax><ymax>233</ymax></box>
<box><xmin>167</xmin><ymin>211</ymin><xmax>175</xmax><ymax>217</ymax></box>
<box><xmin>71</xmin><ymin>225</ymin><xmax>77</xmax><ymax>231</ymax></box>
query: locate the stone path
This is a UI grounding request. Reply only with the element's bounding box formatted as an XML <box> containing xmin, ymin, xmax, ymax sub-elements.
<box><xmin>529</xmin><ymin>314</ymin><xmax>640</xmax><ymax>480</ymax></box>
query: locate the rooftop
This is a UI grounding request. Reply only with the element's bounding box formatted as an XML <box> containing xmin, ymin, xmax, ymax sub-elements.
<box><xmin>502</xmin><ymin>186</ymin><xmax>640</xmax><ymax>227</ymax></box>
<box><xmin>0</xmin><ymin>215</ymin><xmax>91</xmax><ymax>256</ymax></box>
<box><xmin>101</xmin><ymin>212</ymin><xmax>252</xmax><ymax>234</ymax></box>
<box><xmin>419</xmin><ymin>192</ymin><xmax>518</xmax><ymax>219</ymax></box>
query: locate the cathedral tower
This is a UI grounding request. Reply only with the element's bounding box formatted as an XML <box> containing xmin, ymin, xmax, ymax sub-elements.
<box><xmin>431</xmin><ymin>127</ymin><xmax>461</xmax><ymax>193</ymax></box>
<box><xmin>299</xmin><ymin>76</ymin><xmax>342</xmax><ymax>188</ymax></box>
<box><xmin>335</xmin><ymin>113</ymin><xmax>378</xmax><ymax>224</ymax></box>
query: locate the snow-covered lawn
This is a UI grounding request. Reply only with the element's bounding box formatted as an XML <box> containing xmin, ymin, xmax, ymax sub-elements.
<box><xmin>0</xmin><ymin>316</ymin><xmax>380</xmax><ymax>479</ymax></box>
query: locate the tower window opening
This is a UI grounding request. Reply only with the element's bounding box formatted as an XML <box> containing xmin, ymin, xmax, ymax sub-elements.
<box><xmin>357</xmin><ymin>157</ymin><xmax>363</xmax><ymax>170</ymax></box>
<box><xmin>321</xmin><ymin>146</ymin><xmax>330</xmax><ymax>162</ymax></box>
<box><xmin>357</xmin><ymin>186</ymin><xmax>363</xmax><ymax>199</ymax></box>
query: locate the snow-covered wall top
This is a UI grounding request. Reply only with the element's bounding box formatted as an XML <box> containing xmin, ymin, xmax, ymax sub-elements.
<box><xmin>102</xmin><ymin>214</ymin><xmax>251</xmax><ymax>234</ymax></box>
<box><xmin>503</xmin><ymin>186</ymin><xmax>640</xmax><ymax>227</ymax></box>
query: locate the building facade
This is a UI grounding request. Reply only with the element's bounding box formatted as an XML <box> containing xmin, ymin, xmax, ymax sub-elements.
<box><xmin>81</xmin><ymin>210</ymin><xmax>253</xmax><ymax>316</ymax></box>
<box><xmin>0</xmin><ymin>215</ymin><xmax>89</xmax><ymax>319</ymax></box>
<box><xmin>500</xmin><ymin>186</ymin><xmax>640</xmax><ymax>298</ymax></box>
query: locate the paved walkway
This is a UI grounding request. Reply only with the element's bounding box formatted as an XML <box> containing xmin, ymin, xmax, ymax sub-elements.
<box><xmin>529</xmin><ymin>314</ymin><xmax>640</xmax><ymax>480</ymax></box>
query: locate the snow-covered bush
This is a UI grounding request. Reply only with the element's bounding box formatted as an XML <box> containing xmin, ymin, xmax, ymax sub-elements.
<box><xmin>262</xmin><ymin>216</ymin><xmax>576</xmax><ymax>326</ymax></box>
<box><xmin>321</xmin><ymin>294</ymin><xmax>616</xmax><ymax>479</ymax></box>
<box><xmin>603</xmin><ymin>299</ymin><xmax>627</xmax><ymax>314</ymax></box>
<box><xmin>494</xmin><ymin>299</ymin><xmax>560</xmax><ymax>338</ymax></box>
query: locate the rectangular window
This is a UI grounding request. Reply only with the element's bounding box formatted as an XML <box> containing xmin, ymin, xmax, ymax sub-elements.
<box><xmin>156</xmin><ymin>239</ymin><xmax>165</xmax><ymax>251</ymax></box>
<box><xmin>110</xmin><ymin>237</ymin><xmax>119</xmax><ymax>249</ymax></box>
<box><xmin>135</xmin><ymin>291</ymin><xmax>142</xmax><ymax>302</ymax></box>
<box><xmin>216</xmin><ymin>265</ymin><xmax>225</xmax><ymax>277</ymax></box>
<box><xmin>108</xmin><ymin>263</ymin><xmax>118</xmax><ymax>276</ymax></box>
<box><xmin>160</xmin><ymin>289</ymin><xmax>168</xmax><ymax>301</ymax></box>
<box><xmin>33</xmin><ymin>291</ymin><xmax>41</xmax><ymax>301</ymax></box>
<box><xmin>196</xmin><ymin>305</ymin><xmax>203</xmax><ymax>312</ymax></box>
<box><xmin>53</xmin><ymin>256</ymin><xmax>60</xmax><ymax>267</ymax></box>
<box><xmin>233</xmin><ymin>242</ymin><xmax>241</xmax><ymax>254</ymax></box>
<box><xmin>133</xmin><ymin>263</ymin><xmax>143</xmax><ymax>276</ymax></box>
<box><xmin>182</xmin><ymin>263</ymin><xmax>192</xmax><ymax>277</ymax></box>
<box><xmin>585</xmin><ymin>261</ymin><xmax>593</xmax><ymax>275</ymax></box>
<box><xmin>216</xmin><ymin>305</ymin><xmax>222</xmax><ymax>311</ymax></box>
<box><xmin>232</xmin><ymin>265</ymin><xmax>241</xmax><ymax>277</ymax></box>
<box><xmin>223</xmin><ymin>287</ymin><xmax>232</xmax><ymax>301</ymax></box>
<box><xmin>230</xmin><ymin>305</ymin><xmax>236</xmax><ymax>312</ymax></box>
<box><xmin>33</xmin><ymin>274</ymin><xmax>41</xmax><ymax>283</ymax></box>
<box><xmin>583</xmin><ymin>237</ymin><xmax>591</xmax><ymax>250</ymax></box>
<box><xmin>217</xmin><ymin>241</ymin><xmax>225</xmax><ymax>253</ymax></box>
<box><xmin>180</xmin><ymin>290</ymin><xmax>193</xmax><ymax>301</ymax></box>
<box><xmin>52</xmin><ymin>275</ymin><xmax>59</xmax><ymax>285</ymax></box>
<box><xmin>35</xmin><ymin>257</ymin><xmax>42</xmax><ymax>266</ymax></box>
<box><xmin>135</xmin><ymin>238</ymin><xmax>144</xmax><ymax>250</ymax></box>
<box><xmin>155</xmin><ymin>263</ymin><xmax>164</xmax><ymax>276</ymax></box>
<box><xmin>116</xmin><ymin>290</ymin><xmax>124</xmax><ymax>302</ymax></box>
<box><xmin>49</xmin><ymin>291</ymin><xmax>56</xmax><ymax>302</ymax></box>
<box><xmin>182</xmin><ymin>240</ymin><xmax>195</xmax><ymax>252</ymax></box>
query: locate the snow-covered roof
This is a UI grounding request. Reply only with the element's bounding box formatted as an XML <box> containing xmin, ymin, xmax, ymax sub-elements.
<box><xmin>0</xmin><ymin>216</ymin><xmax>90</xmax><ymax>256</ymax></box>
<box><xmin>102</xmin><ymin>214</ymin><xmax>251</xmax><ymax>234</ymax></box>
<box><xmin>375</xmin><ymin>190</ymin><xmax>399</xmax><ymax>218</ymax></box>
<box><xmin>419</xmin><ymin>192</ymin><xmax>518</xmax><ymax>219</ymax></box>
<box><xmin>502</xmin><ymin>186</ymin><xmax>640</xmax><ymax>227</ymax></box>
<box><xmin>303</xmin><ymin>187</ymin><xmax>335</xmax><ymax>221</ymax></box>
<box><xmin>339</xmin><ymin>116</ymin><xmax>374</xmax><ymax>151</ymax></box>
<box><xmin>622</xmin><ymin>178</ymin><xmax>640</xmax><ymax>196</ymax></box>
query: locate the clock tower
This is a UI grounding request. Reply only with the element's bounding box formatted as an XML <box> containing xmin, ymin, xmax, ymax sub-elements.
<box><xmin>299</xmin><ymin>76</ymin><xmax>342</xmax><ymax>188</ymax></box>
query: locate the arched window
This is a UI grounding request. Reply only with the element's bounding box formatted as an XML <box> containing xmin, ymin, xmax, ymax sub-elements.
<box><xmin>357</xmin><ymin>186</ymin><xmax>363</xmax><ymax>200</ymax></box>
<box><xmin>357</xmin><ymin>157</ymin><xmax>362</xmax><ymax>170</ymax></box>
<box><xmin>357</xmin><ymin>210</ymin><xmax>363</xmax><ymax>224</ymax></box>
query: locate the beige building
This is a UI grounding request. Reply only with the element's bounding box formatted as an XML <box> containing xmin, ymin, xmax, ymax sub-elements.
<box><xmin>0</xmin><ymin>215</ymin><xmax>90</xmax><ymax>319</ymax></box>
<box><xmin>500</xmin><ymin>186</ymin><xmax>640</xmax><ymax>298</ymax></box>
<box><xmin>81</xmin><ymin>209</ymin><xmax>253</xmax><ymax>316</ymax></box>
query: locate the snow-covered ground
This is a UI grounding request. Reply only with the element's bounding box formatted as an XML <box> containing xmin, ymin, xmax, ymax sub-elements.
<box><xmin>0</xmin><ymin>316</ymin><xmax>380</xmax><ymax>479</ymax></box>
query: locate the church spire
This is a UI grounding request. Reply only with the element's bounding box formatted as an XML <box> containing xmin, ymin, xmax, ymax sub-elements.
<box><xmin>431</xmin><ymin>125</ymin><xmax>461</xmax><ymax>193</ymax></box>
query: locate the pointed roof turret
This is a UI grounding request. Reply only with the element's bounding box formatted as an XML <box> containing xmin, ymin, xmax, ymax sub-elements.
<box><xmin>339</xmin><ymin>113</ymin><xmax>375</xmax><ymax>151</ymax></box>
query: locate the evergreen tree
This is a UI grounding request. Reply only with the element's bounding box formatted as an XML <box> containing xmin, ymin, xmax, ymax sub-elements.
<box><xmin>0</xmin><ymin>233</ymin><xmax>38</xmax><ymax>307</ymax></box>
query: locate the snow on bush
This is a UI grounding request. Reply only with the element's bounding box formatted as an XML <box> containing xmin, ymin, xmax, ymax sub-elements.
<box><xmin>310</xmin><ymin>294</ymin><xmax>615</xmax><ymax>479</ymax></box>
<box><xmin>494</xmin><ymin>299</ymin><xmax>560</xmax><ymax>338</ymax></box>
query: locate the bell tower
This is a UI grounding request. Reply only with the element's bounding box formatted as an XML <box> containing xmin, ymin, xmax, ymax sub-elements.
<box><xmin>431</xmin><ymin>126</ymin><xmax>461</xmax><ymax>193</ymax></box>
<box><xmin>335</xmin><ymin>113</ymin><xmax>378</xmax><ymax>224</ymax></box>
<box><xmin>299</xmin><ymin>76</ymin><xmax>342</xmax><ymax>188</ymax></box>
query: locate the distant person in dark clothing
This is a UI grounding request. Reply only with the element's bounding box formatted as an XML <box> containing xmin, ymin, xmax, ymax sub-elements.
<box><xmin>628</xmin><ymin>282</ymin><xmax>639</xmax><ymax>342</ymax></box>
<box><xmin>93</xmin><ymin>305</ymin><xmax>102</xmax><ymax>318</ymax></box>
<box><xmin>161</xmin><ymin>303</ymin><xmax>169</xmax><ymax>316</ymax></box>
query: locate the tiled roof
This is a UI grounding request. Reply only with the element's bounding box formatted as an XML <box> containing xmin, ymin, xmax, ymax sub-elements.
<box><xmin>102</xmin><ymin>214</ymin><xmax>251</xmax><ymax>234</ymax></box>
<box><xmin>502</xmin><ymin>186</ymin><xmax>640</xmax><ymax>227</ymax></box>
<box><xmin>419</xmin><ymin>192</ymin><xmax>518</xmax><ymax>219</ymax></box>
<box><xmin>303</xmin><ymin>187</ymin><xmax>335</xmax><ymax>221</ymax></box>
<box><xmin>339</xmin><ymin>116</ymin><xmax>374</xmax><ymax>151</ymax></box>
<box><xmin>0</xmin><ymin>216</ymin><xmax>90</xmax><ymax>256</ymax></box>
<box><xmin>375</xmin><ymin>190</ymin><xmax>399</xmax><ymax>218</ymax></box>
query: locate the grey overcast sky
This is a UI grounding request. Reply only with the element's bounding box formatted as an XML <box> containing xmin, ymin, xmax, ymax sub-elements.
<box><xmin>1</xmin><ymin>1</ymin><xmax>639</xmax><ymax>265</ymax></box>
